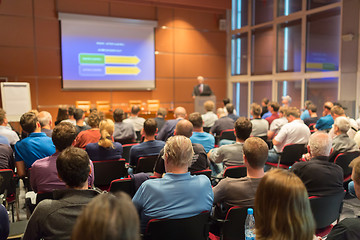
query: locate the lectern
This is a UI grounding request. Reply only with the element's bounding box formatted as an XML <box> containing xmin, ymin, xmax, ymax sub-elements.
<box><xmin>194</xmin><ymin>95</ymin><xmax>216</xmax><ymax>114</ymax></box>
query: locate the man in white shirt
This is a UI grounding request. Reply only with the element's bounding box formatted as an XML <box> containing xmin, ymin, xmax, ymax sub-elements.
<box><xmin>0</xmin><ymin>108</ymin><xmax>19</xmax><ymax>145</ymax></box>
<box><xmin>266</xmin><ymin>107</ymin><xmax>310</xmax><ymax>168</ymax></box>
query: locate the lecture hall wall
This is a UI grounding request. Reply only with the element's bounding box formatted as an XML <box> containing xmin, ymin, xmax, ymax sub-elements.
<box><xmin>0</xmin><ymin>0</ymin><xmax>230</xmax><ymax>120</ymax></box>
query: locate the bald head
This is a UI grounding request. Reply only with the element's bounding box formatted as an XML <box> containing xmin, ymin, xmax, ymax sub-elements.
<box><xmin>174</xmin><ymin>107</ymin><xmax>187</xmax><ymax>119</ymax></box>
<box><xmin>175</xmin><ymin>119</ymin><xmax>193</xmax><ymax>138</ymax></box>
<box><xmin>217</xmin><ymin>108</ymin><xmax>226</xmax><ymax>118</ymax></box>
<box><xmin>38</xmin><ymin>111</ymin><xmax>52</xmax><ymax>127</ymax></box>
<box><xmin>323</xmin><ymin>101</ymin><xmax>333</xmax><ymax>116</ymax></box>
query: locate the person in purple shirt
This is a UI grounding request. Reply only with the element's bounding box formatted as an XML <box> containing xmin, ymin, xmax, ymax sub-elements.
<box><xmin>30</xmin><ymin>122</ymin><xmax>94</xmax><ymax>193</ymax></box>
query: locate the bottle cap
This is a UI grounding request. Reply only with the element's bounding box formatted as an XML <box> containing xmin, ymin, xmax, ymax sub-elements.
<box><xmin>247</xmin><ymin>208</ymin><xmax>253</xmax><ymax>215</ymax></box>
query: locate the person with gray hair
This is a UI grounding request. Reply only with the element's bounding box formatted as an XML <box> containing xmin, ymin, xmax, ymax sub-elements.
<box><xmin>332</xmin><ymin>116</ymin><xmax>358</xmax><ymax>154</ymax></box>
<box><xmin>133</xmin><ymin>135</ymin><xmax>213</xmax><ymax>233</ymax></box>
<box><xmin>38</xmin><ymin>111</ymin><xmax>53</xmax><ymax>137</ymax></box>
<box><xmin>290</xmin><ymin>131</ymin><xmax>344</xmax><ymax>196</ymax></box>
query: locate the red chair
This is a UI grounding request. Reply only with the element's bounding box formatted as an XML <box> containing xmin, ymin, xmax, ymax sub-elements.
<box><xmin>144</xmin><ymin>211</ymin><xmax>210</xmax><ymax>240</ymax></box>
<box><xmin>309</xmin><ymin>191</ymin><xmax>346</xmax><ymax>237</ymax></box>
<box><xmin>334</xmin><ymin>151</ymin><xmax>360</xmax><ymax>182</ymax></box>
<box><xmin>134</xmin><ymin>155</ymin><xmax>158</xmax><ymax>174</ymax></box>
<box><xmin>108</xmin><ymin>177</ymin><xmax>133</xmax><ymax>196</ymax></box>
<box><xmin>266</xmin><ymin>144</ymin><xmax>306</xmax><ymax>169</ymax></box>
<box><xmin>223</xmin><ymin>165</ymin><xmax>247</xmax><ymax>179</ymax></box>
<box><xmin>93</xmin><ymin>159</ymin><xmax>127</xmax><ymax>189</ymax></box>
<box><xmin>309</xmin><ymin>123</ymin><xmax>316</xmax><ymax>133</ymax></box>
<box><xmin>192</xmin><ymin>169</ymin><xmax>212</xmax><ymax>181</ymax></box>
<box><xmin>121</xmin><ymin>143</ymin><xmax>139</xmax><ymax>163</ymax></box>
<box><xmin>0</xmin><ymin>169</ymin><xmax>17</xmax><ymax>222</ymax></box>
<box><xmin>219</xmin><ymin>129</ymin><xmax>236</xmax><ymax>142</ymax></box>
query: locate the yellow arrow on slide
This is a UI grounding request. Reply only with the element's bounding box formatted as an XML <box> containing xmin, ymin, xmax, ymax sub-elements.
<box><xmin>105</xmin><ymin>55</ymin><xmax>140</xmax><ymax>65</ymax></box>
<box><xmin>105</xmin><ymin>66</ymin><xmax>141</xmax><ymax>75</ymax></box>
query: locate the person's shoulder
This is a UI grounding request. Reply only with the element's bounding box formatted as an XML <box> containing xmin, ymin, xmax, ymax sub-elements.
<box><xmin>113</xmin><ymin>142</ymin><xmax>123</xmax><ymax>148</ymax></box>
<box><xmin>192</xmin><ymin>143</ymin><xmax>206</xmax><ymax>152</ymax></box>
<box><xmin>85</xmin><ymin>142</ymin><xmax>98</xmax><ymax>150</ymax></box>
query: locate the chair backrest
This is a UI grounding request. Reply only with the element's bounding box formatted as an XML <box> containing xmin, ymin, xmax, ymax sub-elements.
<box><xmin>147</xmin><ymin>100</ymin><xmax>160</xmax><ymax>112</ymax></box>
<box><xmin>334</xmin><ymin>152</ymin><xmax>360</xmax><ymax>180</ymax></box>
<box><xmin>96</xmin><ymin>101</ymin><xmax>111</xmax><ymax>112</ymax></box>
<box><xmin>75</xmin><ymin>101</ymin><xmax>91</xmax><ymax>113</ymax></box>
<box><xmin>280</xmin><ymin>144</ymin><xmax>306</xmax><ymax>166</ymax></box>
<box><xmin>0</xmin><ymin>169</ymin><xmax>15</xmax><ymax>197</ymax></box>
<box><xmin>309</xmin><ymin>123</ymin><xmax>316</xmax><ymax>133</ymax></box>
<box><xmin>135</xmin><ymin>155</ymin><xmax>158</xmax><ymax>174</ymax></box>
<box><xmin>144</xmin><ymin>211</ymin><xmax>210</xmax><ymax>240</ymax></box>
<box><xmin>109</xmin><ymin>177</ymin><xmax>133</xmax><ymax>196</ymax></box>
<box><xmin>93</xmin><ymin>159</ymin><xmax>127</xmax><ymax>187</ymax></box>
<box><xmin>191</xmin><ymin>169</ymin><xmax>212</xmax><ymax>180</ymax></box>
<box><xmin>122</xmin><ymin>143</ymin><xmax>139</xmax><ymax>163</ymax></box>
<box><xmin>223</xmin><ymin>206</ymin><xmax>251</xmax><ymax>240</ymax></box>
<box><xmin>309</xmin><ymin>191</ymin><xmax>345</xmax><ymax>229</ymax></box>
<box><xmin>223</xmin><ymin>165</ymin><xmax>247</xmax><ymax>179</ymax></box>
<box><xmin>220</xmin><ymin>129</ymin><xmax>236</xmax><ymax>141</ymax></box>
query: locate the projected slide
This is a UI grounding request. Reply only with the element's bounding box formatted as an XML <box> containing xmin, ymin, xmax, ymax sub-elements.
<box><xmin>59</xmin><ymin>13</ymin><xmax>157</xmax><ymax>90</ymax></box>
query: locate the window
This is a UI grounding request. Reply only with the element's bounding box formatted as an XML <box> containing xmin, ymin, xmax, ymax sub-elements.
<box><xmin>233</xmin><ymin>82</ymin><xmax>248</xmax><ymax>117</ymax></box>
<box><xmin>277</xmin><ymin>20</ymin><xmax>301</xmax><ymax>72</ymax></box>
<box><xmin>252</xmin><ymin>81</ymin><xmax>272</xmax><ymax>105</ymax></box>
<box><xmin>252</xmin><ymin>0</ymin><xmax>274</xmax><ymax>25</ymax></box>
<box><xmin>277</xmin><ymin>80</ymin><xmax>302</xmax><ymax>109</ymax></box>
<box><xmin>232</xmin><ymin>0</ymin><xmax>248</xmax><ymax>30</ymax></box>
<box><xmin>307</xmin><ymin>0</ymin><xmax>340</xmax><ymax>10</ymax></box>
<box><xmin>252</xmin><ymin>26</ymin><xmax>273</xmax><ymax>75</ymax></box>
<box><xmin>278</xmin><ymin>0</ymin><xmax>302</xmax><ymax>16</ymax></box>
<box><xmin>306</xmin><ymin>8</ymin><xmax>341</xmax><ymax>72</ymax></box>
<box><xmin>232</xmin><ymin>33</ymin><xmax>248</xmax><ymax>75</ymax></box>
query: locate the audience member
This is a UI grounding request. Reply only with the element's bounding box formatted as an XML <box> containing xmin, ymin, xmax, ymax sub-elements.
<box><xmin>31</xmin><ymin>122</ymin><xmax>94</xmax><ymax>193</ymax></box>
<box><xmin>15</xmin><ymin>112</ymin><xmax>55</xmax><ymax>177</ymax></box>
<box><xmin>212</xmin><ymin>137</ymin><xmax>268</xmax><ymax>218</ymax></box>
<box><xmin>38</xmin><ymin>111</ymin><xmax>53</xmax><ymax>137</ymax></box>
<box><xmin>73</xmin><ymin>112</ymin><xmax>101</xmax><ymax>149</ymax></box>
<box><xmin>210</xmin><ymin>108</ymin><xmax>234</xmax><ymax>137</ymax></box>
<box><xmin>267</xmin><ymin>107</ymin><xmax>310</xmax><ymax>168</ymax></box>
<box><xmin>327</xmin><ymin>156</ymin><xmax>360</xmax><ymax>240</ymax></box>
<box><xmin>226</xmin><ymin>103</ymin><xmax>239</xmax><ymax>122</ymax></box>
<box><xmin>267</xmin><ymin>106</ymin><xmax>288</xmax><ymax>140</ymax></box>
<box><xmin>255</xmin><ymin>169</ymin><xmax>316</xmax><ymax>240</ymax></box>
<box><xmin>208</xmin><ymin>117</ymin><xmax>252</xmax><ymax>173</ymax></box>
<box><xmin>0</xmin><ymin>136</ymin><xmax>8</xmax><ymax>145</ymax></box>
<box><xmin>157</xmin><ymin>106</ymin><xmax>187</xmax><ymax>141</ymax></box>
<box><xmin>23</xmin><ymin>147</ymin><xmax>100</xmax><ymax>240</ymax></box>
<box><xmin>86</xmin><ymin>119</ymin><xmax>123</xmax><ymax>161</ymax></box>
<box><xmin>74</xmin><ymin>108</ymin><xmax>90</xmax><ymax>135</ymax></box>
<box><xmin>315</xmin><ymin>101</ymin><xmax>334</xmax><ymax>131</ymax></box>
<box><xmin>72</xmin><ymin>192</ymin><xmax>140</xmax><ymax>240</ymax></box>
<box><xmin>265</xmin><ymin>101</ymin><xmax>280</xmax><ymax>125</ymax></box>
<box><xmin>0</xmin><ymin>204</ymin><xmax>9</xmax><ymax>240</ymax></box>
<box><xmin>112</xmin><ymin>108</ymin><xmax>136</xmax><ymax>144</ymax></box>
<box><xmin>281</xmin><ymin>95</ymin><xmax>292</xmax><ymax>107</ymax></box>
<box><xmin>129</xmin><ymin>118</ymin><xmax>165</xmax><ymax>171</ymax></box>
<box><xmin>154</xmin><ymin>120</ymin><xmax>209</xmax><ymax>177</ymax></box>
<box><xmin>223</xmin><ymin>98</ymin><xmax>237</xmax><ymax>115</ymax></box>
<box><xmin>133</xmin><ymin>135</ymin><xmax>213</xmax><ymax>232</ymax></box>
<box><xmin>62</xmin><ymin>106</ymin><xmax>76</xmax><ymax>125</ymax></box>
<box><xmin>202</xmin><ymin>100</ymin><xmax>218</xmax><ymax>128</ymax></box>
<box><xmin>303</xmin><ymin>104</ymin><xmax>319</xmax><ymax>127</ymax></box>
<box><xmin>189</xmin><ymin>112</ymin><xmax>215</xmax><ymax>153</ymax></box>
<box><xmin>300</xmin><ymin>100</ymin><xmax>313</xmax><ymax>120</ymax></box>
<box><xmin>123</xmin><ymin>105</ymin><xmax>145</xmax><ymax>132</ymax></box>
<box><xmin>329</xmin><ymin>105</ymin><xmax>358</xmax><ymax>139</ymax></box>
<box><xmin>260</xmin><ymin>98</ymin><xmax>269</xmax><ymax>118</ymax></box>
<box><xmin>154</xmin><ymin>107</ymin><xmax>167</xmax><ymax>132</ymax></box>
<box><xmin>290</xmin><ymin>132</ymin><xmax>344</xmax><ymax>196</ymax></box>
<box><xmin>54</xmin><ymin>107</ymin><xmax>68</xmax><ymax>126</ymax></box>
<box><xmin>0</xmin><ymin>108</ymin><xmax>19</xmax><ymax>145</ymax></box>
<box><xmin>250</xmin><ymin>103</ymin><xmax>268</xmax><ymax>138</ymax></box>
<box><xmin>0</xmin><ymin>143</ymin><xmax>14</xmax><ymax>170</ymax></box>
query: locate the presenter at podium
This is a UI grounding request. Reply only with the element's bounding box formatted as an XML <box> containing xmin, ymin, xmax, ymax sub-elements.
<box><xmin>192</xmin><ymin>76</ymin><xmax>213</xmax><ymax>99</ymax></box>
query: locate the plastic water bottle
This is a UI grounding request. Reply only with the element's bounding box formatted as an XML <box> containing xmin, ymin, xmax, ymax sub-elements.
<box><xmin>245</xmin><ymin>208</ymin><xmax>256</xmax><ymax>240</ymax></box>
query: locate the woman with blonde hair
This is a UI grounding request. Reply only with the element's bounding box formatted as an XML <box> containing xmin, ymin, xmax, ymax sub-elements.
<box><xmin>85</xmin><ymin>119</ymin><xmax>123</xmax><ymax>161</ymax></box>
<box><xmin>255</xmin><ymin>169</ymin><xmax>319</xmax><ymax>240</ymax></box>
<box><xmin>72</xmin><ymin>192</ymin><xmax>140</xmax><ymax>240</ymax></box>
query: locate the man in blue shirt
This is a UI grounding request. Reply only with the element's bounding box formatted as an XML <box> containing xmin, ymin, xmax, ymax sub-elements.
<box><xmin>15</xmin><ymin>112</ymin><xmax>55</xmax><ymax>177</ymax></box>
<box><xmin>315</xmin><ymin>101</ymin><xmax>334</xmax><ymax>131</ymax></box>
<box><xmin>189</xmin><ymin>112</ymin><xmax>215</xmax><ymax>153</ymax></box>
<box><xmin>133</xmin><ymin>135</ymin><xmax>213</xmax><ymax>232</ymax></box>
<box><xmin>129</xmin><ymin>118</ymin><xmax>165</xmax><ymax>171</ymax></box>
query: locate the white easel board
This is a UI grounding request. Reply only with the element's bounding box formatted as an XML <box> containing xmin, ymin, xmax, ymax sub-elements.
<box><xmin>1</xmin><ymin>82</ymin><xmax>32</xmax><ymax>121</ymax></box>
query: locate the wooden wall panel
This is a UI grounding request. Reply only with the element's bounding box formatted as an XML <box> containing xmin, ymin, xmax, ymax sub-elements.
<box><xmin>35</xmin><ymin>19</ymin><xmax>60</xmax><ymax>48</ymax></box>
<box><xmin>0</xmin><ymin>16</ymin><xmax>34</xmax><ymax>47</ymax></box>
<box><xmin>0</xmin><ymin>0</ymin><xmax>33</xmax><ymax>16</ymax></box>
<box><xmin>57</xmin><ymin>0</ymin><xmax>109</xmax><ymax>15</ymax></box>
<box><xmin>110</xmin><ymin>2</ymin><xmax>156</xmax><ymax>19</ymax></box>
<box><xmin>0</xmin><ymin>0</ymin><xmax>228</xmax><ymax>119</ymax></box>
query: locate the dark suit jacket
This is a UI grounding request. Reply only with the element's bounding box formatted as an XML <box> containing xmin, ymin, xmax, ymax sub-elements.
<box><xmin>192</xmin><ymin>84</ymin><xmax>213</xmax><ymax>96</ymax></box>
<box><xmin>156</xmin><ymin>119</ymin><xmax>181</xmax><ymax>142</ymax></box>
